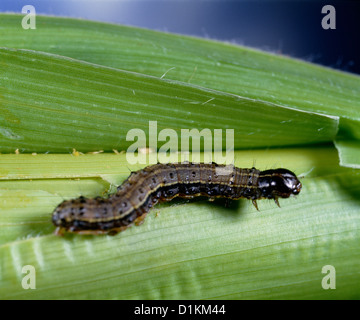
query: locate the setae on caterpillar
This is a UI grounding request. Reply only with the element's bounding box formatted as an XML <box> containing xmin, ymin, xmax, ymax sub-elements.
<box><xmin>52</xmin><ymin>162</ymin><xmax>302</xmax><ymax>235</ymax></box>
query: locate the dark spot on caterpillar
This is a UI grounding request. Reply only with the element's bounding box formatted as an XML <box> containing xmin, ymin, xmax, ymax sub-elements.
<box><xmin>79</xmin><ymin>206</ymin><xmax>85</xmax><ymax>216</ymax></box>
<box><xmin>52</xmin><ymin>163</ymin><xmax>302</xmax><ymax>236</ymax></box>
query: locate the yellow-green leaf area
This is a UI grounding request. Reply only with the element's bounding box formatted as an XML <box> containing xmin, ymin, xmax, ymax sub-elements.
<box><xmin>1</xmin><ymin>148</ymin><xmax>360</xmax><ymax>299</ymax></box>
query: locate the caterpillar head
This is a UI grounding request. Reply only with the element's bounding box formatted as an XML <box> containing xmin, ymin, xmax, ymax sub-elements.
<box><xmin>258</xmin><ymin>169</ymin><xmax>302</xmax><ymax>199</ymax></box>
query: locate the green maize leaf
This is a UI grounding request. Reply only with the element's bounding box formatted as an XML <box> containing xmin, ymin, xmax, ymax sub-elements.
<box><xmin>0</xmin><ymin>48</ymin><xmax>338</xmax><ymax>153</ymax></box>
<box><xmin>1</xmin><ymin>14</ymin><xmax>359</xmax><ymax>164</ymax></box>
<box><xmin>335</xmin><ymin>140</ymin><xmax>360</xmax><ymax>169</ymax></box>
<box><xmin>0</xmin><ymin>147</ymin><xmax>360</xmax><ymax>299</ymax></box>
<box><xmin>0</xmin><ymin>14</ymin><xmax>359</xmax><ymax>121</ymax></box>
<box><xmin>334</xmin><ymin>117</ymin><xmax>360</xmax><ymax>167</ymax></box>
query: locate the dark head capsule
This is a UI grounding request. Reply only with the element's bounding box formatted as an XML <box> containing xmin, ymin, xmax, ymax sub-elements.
<box><xmin>258</xmin><ymin>168</ymin><xmax>302</xmax><ymax>200</ymax></box>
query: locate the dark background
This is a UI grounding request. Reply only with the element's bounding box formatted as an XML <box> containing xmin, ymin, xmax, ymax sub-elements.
<box><xmin>1</xmin><ymin>0</ymin><xmax>359</xmax><ymax>75</ymax></box>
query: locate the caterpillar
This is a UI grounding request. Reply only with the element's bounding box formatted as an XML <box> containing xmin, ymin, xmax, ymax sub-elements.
<box><xmin>52</xmin><ymin>163</ymin><xmax>302</xmax><ymax>235</ymax></box>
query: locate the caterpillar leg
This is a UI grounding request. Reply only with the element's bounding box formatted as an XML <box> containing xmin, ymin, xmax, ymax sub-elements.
<box><xmin>54</xmin><ymin>226</ymin><xmax>128</xmax><ymax>236</ymax></box>
<box><xmin>224</xmin><ymin>198</ymin><xmax>232</xmax><ymax>208</ymax></box>
<box><xmin>252</xmin><ymin>199</ymin><xmax>259</xmax><ymax>211</ymax></box>
<box><xmin>134</xmin><ymin>213</ymin><xmax>148</xmax><ymax>226</ymax></box>
<box><xmin>54</xmin><ymin>227</ymin><xmax>65</xmax><ymax>236</ymax></box>
<box><xmin>106</xmin><ymin>226</ymin><xmax>129</xmax><ymax>236</ymax></box>
<box><xmin>274</xmin><ymin>197</ymin><xmax>281</xmax><ymax>208</ymax></box>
